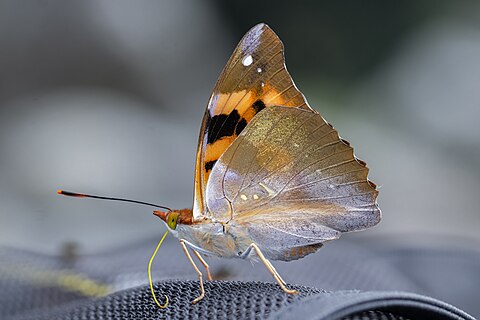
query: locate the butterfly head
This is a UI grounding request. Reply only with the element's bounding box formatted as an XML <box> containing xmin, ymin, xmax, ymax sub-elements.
<box><xmin>154</xmin><ymin>208</ymin><xmax>193</xmax><ymax>230</ymax></box>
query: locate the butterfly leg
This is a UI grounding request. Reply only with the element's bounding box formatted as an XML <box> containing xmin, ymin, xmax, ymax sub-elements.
<box><xmin>179</xmin><ymin>239</ymin><xmax>205</xmax><ymax>304</ymax></box>
<box><xmin>193</xmin><ymin>250</ymin><xmax>213</xmax><ymax>281</ymax></box>
<box><xmin>246</xmin><ymin>243</ymin><xmax>298</xmax><ymax>294</ymax></box>
<box><xmin>265</xmin><ymin>259</ymin><xmax>286</xmax><ymax>286</ymax></box>
<box><xmin>179</xmin><ymin>240</ymin><xmax>213</xmax><ymax>281</ymax></box>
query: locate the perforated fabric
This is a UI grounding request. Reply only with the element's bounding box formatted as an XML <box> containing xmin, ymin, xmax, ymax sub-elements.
<box><xmin>1</xmin><ymin>235</ymin><xmax>478</xmax><ymax>319</ymax></box>
<box><xmin>10</xmin><ymin>281</ymin><xmax>323</xmax><ymax>320</ymax></box>
<box><xmin>8</xmin><ymin>281</ymin><xmax>475</xmax><ymax>320</ymax></box>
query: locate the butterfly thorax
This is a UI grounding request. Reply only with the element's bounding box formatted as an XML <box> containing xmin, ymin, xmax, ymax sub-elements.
<box><xmin>154</xmin><ymin>209</ymin><xmax>254</xmax><ymax>258</ymax></box>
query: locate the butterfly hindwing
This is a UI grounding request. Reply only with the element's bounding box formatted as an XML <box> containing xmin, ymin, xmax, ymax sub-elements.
<box><xmin>206</xmin><ymin>107</ymin><xmax>380</xmax><ymax>240</ymax></box>
<box><xmin>193</xmin><ymin>24</ymin><xmax>313</xmax><ymax>221</ymax></box>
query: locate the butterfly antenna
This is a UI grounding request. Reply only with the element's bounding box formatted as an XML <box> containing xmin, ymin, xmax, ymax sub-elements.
<box><xmin>57</xmin><ymin>190</ymin><xmax>173</xmax><ymax>212</ymax></box>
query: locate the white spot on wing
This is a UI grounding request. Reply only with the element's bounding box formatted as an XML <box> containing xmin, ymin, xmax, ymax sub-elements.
<box><xmin>257</xmin><ymin>67</ymin><xmax>262</xmax><ymax>73</ymax></box>
<box><xmin>242</xmin><ymin>55</ymin><xmax>253</xmax><ymax>67</ymax></box>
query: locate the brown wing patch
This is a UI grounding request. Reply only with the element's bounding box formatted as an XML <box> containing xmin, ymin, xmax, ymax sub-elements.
<box><xmin>193</xmin><ymin>23</ymin><xmax>314</xmax><ymax>221</ymax></box>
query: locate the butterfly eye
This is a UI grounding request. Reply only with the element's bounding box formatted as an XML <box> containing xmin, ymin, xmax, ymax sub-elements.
<box><xmin>166</xmin><ymin>212</ymin><xmax>179</xmax><ymax>230</ymax></box>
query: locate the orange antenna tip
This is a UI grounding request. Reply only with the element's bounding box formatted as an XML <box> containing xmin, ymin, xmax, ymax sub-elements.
<box><xmin>57</xmin><ymin>190</ymin><xmax>87</xmax><ymax>197</ymax></box>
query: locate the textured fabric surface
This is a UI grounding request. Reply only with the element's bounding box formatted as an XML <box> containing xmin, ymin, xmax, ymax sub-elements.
<box><xmin>1</xmin><ymin>235</ymin><xmax>478</xmax><ymax>319</ymax></box>
<box><xmin>7</xmin><ymin>282</ymin><xmax>475</xmax><ymax>320</ymax></box>
<box><xmin>10</xmin><ymin>281</ymin><xmax>323</xmax><ymax>320</ymax></box>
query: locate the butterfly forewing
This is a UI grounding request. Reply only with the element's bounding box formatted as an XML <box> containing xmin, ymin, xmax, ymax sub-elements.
<box><xmin>206</xmin><ymin>107</ymin><xmax>380</xmax><ymax>235</ymax></box>
<box><xmin>193</xmin><ymin>24</ymin><xmax>313</xmax><ymax>221</ymax></box>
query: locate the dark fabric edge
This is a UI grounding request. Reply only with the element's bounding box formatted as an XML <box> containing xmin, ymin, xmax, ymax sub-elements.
<box><xmin>270</xmin><ymin>291</ymin><xmax>476</xmax><ymax>320</ymax></box>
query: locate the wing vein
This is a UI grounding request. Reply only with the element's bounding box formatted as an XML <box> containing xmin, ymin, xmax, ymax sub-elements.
<box><xmin>283</xmin><ymin>168</ymin><xmax>367</xmax><ymax>192</ymax></box>
<box><xmin>264</xmin><ymin>83</ymin><xmax>295</xmax><ymax>104</ymax></box>
<box><xmin>271</xmin><ymin>149</ymin><xmax>354</xmax><ymax>196</ymax></box>
<box><xmin>280</xmin><ymin>190</ymin><xmax>377</xmax><ymax>202</ymax></box>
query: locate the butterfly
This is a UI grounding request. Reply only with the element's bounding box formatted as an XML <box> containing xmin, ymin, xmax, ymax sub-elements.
<box><xmin>152</xmin><ymin>23</ymin><xmax>381</xmax><ymax>304</ymax></box>
<box><xmin>58</xmin><ymin>23</ymin><xmax>380</xmax><ymax>307</ymax></box>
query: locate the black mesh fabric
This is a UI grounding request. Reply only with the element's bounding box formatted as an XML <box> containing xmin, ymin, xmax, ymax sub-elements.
<box><xmin>6</xmin><ymin>280</ymin><xmax>419</xmax><ymax>320</ymax></box>
<box><xmin>1</xmin><ymin>235</ymin><xmax>478</xmax><ymax>320</ymax></box>
<box><xmin>11</xmin><ymin>281</ymin><xmax>323</xmax><ymax>320</ymax></box>
<box><xmin>8</xmin><ymin>281</ymin><xmax>474</xmax><ymax>320</ymax></box>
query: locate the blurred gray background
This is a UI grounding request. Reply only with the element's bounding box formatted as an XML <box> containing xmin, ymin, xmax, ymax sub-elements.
<box><xmin>1</xmin><ymin>0</ymin><xmax>479</xmax><ymax>255</ymax></box>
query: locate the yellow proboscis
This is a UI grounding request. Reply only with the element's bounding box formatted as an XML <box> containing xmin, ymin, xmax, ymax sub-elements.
<box><xmin>148</xmin><ymin>230</ymin><xmax>170</xmax><ymax>309</ymax></box>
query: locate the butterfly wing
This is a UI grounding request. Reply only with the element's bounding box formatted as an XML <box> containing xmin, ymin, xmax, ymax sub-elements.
<box><xmin>205</xmin><ymin>106</ymin><xmax>380</xmax><ymax>257</ymax></box>
<box><xmin>193</xmin><ymin>23</ymin><xmax>313</xmax><ymax>221</ymax></box>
